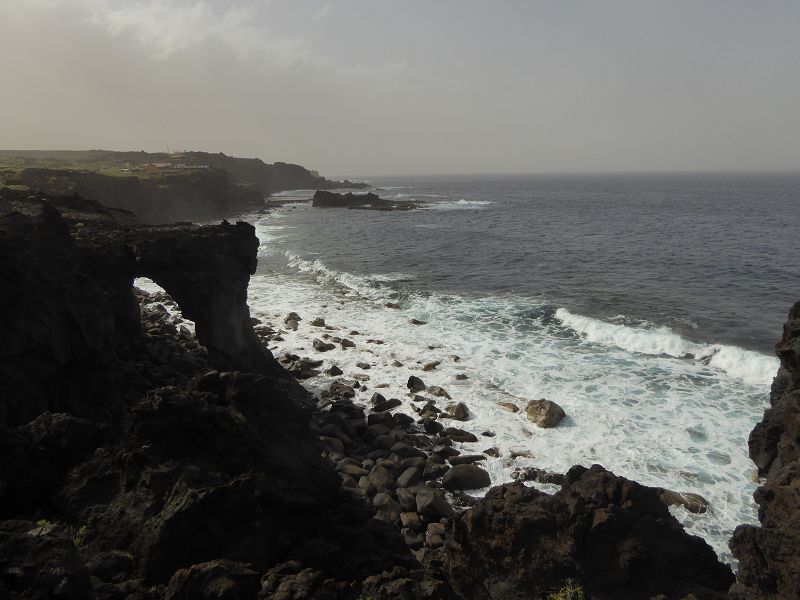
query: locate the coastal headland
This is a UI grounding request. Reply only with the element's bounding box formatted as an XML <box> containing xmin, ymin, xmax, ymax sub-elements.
<box><xmin>0</xmin><ymin>158</ymin><xmax>797</xmax><ymax>599</ymax></box>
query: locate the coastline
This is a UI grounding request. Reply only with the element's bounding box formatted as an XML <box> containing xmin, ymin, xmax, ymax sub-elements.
<box><xmin>0</xmin><ymin>185</ymin><xmax>794</xmax><ymax>598</ymax></box>
<box><xmin>243</xmin><ymin>201</ymin><xmax>776</xmax><ymax>564</ymax></box>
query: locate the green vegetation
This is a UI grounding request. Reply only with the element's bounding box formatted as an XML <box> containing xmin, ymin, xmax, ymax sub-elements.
<box><xmin>547</xmin><ymin>580</ymin><xmax>586</xmax><ymax>600</ymax></box>
<box><xmin>73</xmin><ymin>525</ymin><xmax>89</xmax><ymax>546</ymax></box>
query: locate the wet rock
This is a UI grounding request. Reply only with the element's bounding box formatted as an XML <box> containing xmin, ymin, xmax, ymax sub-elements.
<box><xmin>509</xmin><ymin>449</ymin><xmax>534</xmax><ymax>459</ymax></box>
<box><xmin>427</xmin><ymin>386</ymin><xmax>452</xmax><ymax>399</ymax></box>
<box><xmin>385</xmin><ymin>302</ymin><xmax>401</xmax><ymax>309</ymax></box>
<box><xmin>658</xmin><ymin>488</ymin><xmax>710</xmax><ymax>514</ymax></box>
<box><xmin>497</xmin><ymin>402</ymin><xmax>519</xmax><ymax>413</ymax></box>
<box><xmin>391</xmin><ymin>360</ymin><xmax>404</xmax><ymax>367</ymax></box>
<box><xmin>325</xmin><ymin>365</ymin><xmax>343</xmax><ymax>376</ymax></box>
<box><xmin>422</xmin><ymin>418</ymin><xmax>444</xmax><ymax>435</ymax></box>
<box><xmin>511</xmin><ymin>467</ymin><xmax>565</xmax><ymax>485</ymax></box>
<box><xmin>442</xmin><ymin>427</ymin><xmax>478</xmax><ymax>443</ymax></box>
<box><xmin>371</xmin><ymin>398</ymin><xmax>402</xmax><ymax>413</ymax></box>
<box><xmin>525</xmin><ymin>399</ymin><xmax>566</xmax><ymax>428</ymax></box>
<box><xmin>310</xmin><ymin>317</ymin><xmax>326</xmax><ymax>326</ymax></box>
<box><xmin>483</xmin><ymin>447</ymin><xmax>500</xmax><ymax>458</ymax></box>
<box><xmin>356</xmin><ymin>361</ymin><xmax>371</xmax><ymax>370</ymax></box>
<box><xmin>423</xmin><ymin>361</ymin><xmax>441</xmax><ymax>371</ymax></box>
<box><xmin>284</xmin><ymin>312</ymin><xmax>301</xmax><ymax>323</ymax></box>
<box><xmin>407</xmin><ymin>376</ymin><xmax>426</xmax><ymax>393</ymax></box>
<box><xmin>370</xmin><ymin>392</ymin><xmax>387</xmax><ymax>405</ymax></box>
<box><xmin>455</xmin><ymin>374</ymin><xmax>468</xmax><ymax>380</ymax></box>
<box><xmin>330</xmin><ymin>380</ymin><xmax>356</xmax><ymax>398</ymax></box>
<box><xmin>443</xmin><ymin>464</ymin><xmax>491</xmax><ymax>491</ymax></box>
<box><xmin>340</xmin><ymin>338</ymin><xmax>356</xmax><ymax>349</ymax></box>
<box><xmin>409</xmin><ymin>319</ymin><xmax>428</xmax><ymax>326</ymax></box>
<box><xmin>448</xmin><ymin>454</ymin><xmax>486</xmax><ymax>466</ymax></box>
<box><xmin>313</xmin><ymin>338</ymin><xmax>336</xmax><ymax>352</ymax></box>
<box><xmin>445</xmin><ymin>402</ymin><xmax>470</xmax><ymax>421</ymax></box>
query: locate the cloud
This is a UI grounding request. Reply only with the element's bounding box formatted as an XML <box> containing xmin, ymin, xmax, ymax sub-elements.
<box><xmin>312</xmin><ymin>2</ymin><xmax>333</xmax><ymax>22</ymax></box>
<box><xmin>82</xmin><ymin>0</ymin><xmax>320</xmax><ymax>68</ymax></box>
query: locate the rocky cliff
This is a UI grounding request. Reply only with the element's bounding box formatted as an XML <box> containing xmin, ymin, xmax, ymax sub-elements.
<box><xmin>730</xmin><ymin>301</ymin><xmax>800</xmax><ymax>598</ymax></box>
<box><xmin>0</xmin><ymin>189</ymin><xmax>413</xmax><ymax>598</ymax></box>
<box><xmin>10</xmin><ymin>168</ymin><xmax>263</xmax><ymax>224</ymax></box>
<box><xmin>184</xmin><ymin>152</ymin><xmax>368</xmax><ymax>194</ymax></box>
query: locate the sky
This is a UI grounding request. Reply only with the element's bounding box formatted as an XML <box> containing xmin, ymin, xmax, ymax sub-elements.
<box><xmin>1</xmin><ymin>0</ymin><xmax>798</xmax><ymax>177</ymax></box>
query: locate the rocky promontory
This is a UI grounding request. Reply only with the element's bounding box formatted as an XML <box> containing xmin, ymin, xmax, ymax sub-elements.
<box><xmin>0</xmin><ymin>186</ymin><xmax>787</xmax><ymax>599</ymax></box>
<box><xmin>312</xmin><ymin>190</ymin><xmax>419</xmax><ymax>210</ymax></box>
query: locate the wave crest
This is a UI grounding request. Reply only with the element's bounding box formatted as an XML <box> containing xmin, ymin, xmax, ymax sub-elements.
<box><xmin>555</xmin><ymin>308</ymin><xmax>777</xmax><ymax>385</ymax></box>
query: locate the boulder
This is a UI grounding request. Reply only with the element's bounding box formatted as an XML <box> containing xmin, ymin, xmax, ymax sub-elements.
<box><xmin>442</xmin><ymin>464</ymin><xmax>491</xmax><ymax>491</ymax></box>
<box><xmin>525</xmin><ymin>399</ymin><xmax>565</xmax><ymax>428</ymax></box>
<box><xmin>658</xmin><ymin>488</ymin><xmax>710</xmax><ymax>514</ymax></box>
<box><xmin>396</xmin><ymin>467</ymin><xmax>423</xmax><ymax>488</ymax></box>
<box><xmin>445</xmin><ymin>402</ymin><xmax>470</xmax><ymax>421</ymax></box>
<box><xmin>497</xmin><ymin>402</ymin><xmax>519</xmax><ymax>413</ymax></box>
<box><xmin>427</xmin><ymin>386</ymin><xmax>452</xmax><ymax>399</ymax></box>
<box><xmin>442</xmin><ymin>427</ymin><xmax>478</xmax><ymax>443</ymax></box>
<box><xmin>415</xmin><ymin>487</ymin><xmax>453</xmax><ymax>519</ymax></box>
<box><xmin>313</xmin><ymin>338</ymin><xmax>336</xmax><ymax>352</ymax></box>
<box><xmin>407</xmin><ymin>376</ymin><xmax>426</xmax><ymax>393</ymax></box>
<box><xmin>371</xmin><ymin>398</ymin><xmax>402</xmax><ymax>413</ymax></box>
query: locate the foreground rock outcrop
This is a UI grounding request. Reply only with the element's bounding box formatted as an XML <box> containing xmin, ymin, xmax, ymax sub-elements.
<box><xmin>730</xmin><ymin>301</ymin><xmax>800</xmax><ymax>598</ymax></box>
<box><xmin>444</xmin><ymin>465</ymin><xmax>735</xmax><ymax>599</ymax></box>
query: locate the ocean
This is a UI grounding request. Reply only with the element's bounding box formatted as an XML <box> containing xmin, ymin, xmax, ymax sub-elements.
<box><xmin>171</xmin><ymin>172</ymin><xmax>800</xmax><ymax>564</ymax></box>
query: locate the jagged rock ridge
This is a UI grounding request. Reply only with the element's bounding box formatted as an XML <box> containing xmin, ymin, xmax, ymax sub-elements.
<box><xmin>730</xmin><ymin>301</ymin><xmax>800</xmax><ymax>598</ymax></box>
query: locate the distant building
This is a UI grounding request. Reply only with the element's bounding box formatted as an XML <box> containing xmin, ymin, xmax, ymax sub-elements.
<box><xmin>144</xmin><ymin>162</ymin><xmax>171</xmax><ymax>174</ymax></box>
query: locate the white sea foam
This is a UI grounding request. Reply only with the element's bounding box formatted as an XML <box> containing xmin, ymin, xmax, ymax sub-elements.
<box><xmin>555</xmin><ymin>308</ymin><xmax>778</xmax><ymax>386</ymax></box>
<box><xmin>426</xmin><ymin>198</ymin><xmax>493</xmax><ymax>210</ymax></box>
<box><xmin>244</xmin><ymin>211</ymin><xmax>772</xmax><ymax>565</ymax></box>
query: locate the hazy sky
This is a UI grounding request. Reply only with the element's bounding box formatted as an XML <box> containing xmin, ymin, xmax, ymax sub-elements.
<box><xmin>1</xmin><ymin>1</ymin><xmax>798</xmax><ymax>177</ymax></box>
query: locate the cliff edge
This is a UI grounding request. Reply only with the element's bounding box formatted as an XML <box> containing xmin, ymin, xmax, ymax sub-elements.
<box><xmin>730</xmin><ymin>301</ymin><xmax>800</xmax><ymax>598</ymax></box>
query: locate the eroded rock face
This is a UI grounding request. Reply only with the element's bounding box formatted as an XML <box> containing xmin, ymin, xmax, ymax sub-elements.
<box><xmin>443</xmin><ymin>465</ymin><xmax>735</xmax><ymax>600</ymax></box>
<box><xmin>133</xmin><ymin>221</ymin><xmax>278</xmax><ymax>375</ymax></box>
<box><xmin>0</xmin><ymin>189</ymin><xmax>280</xmax><ymax>380</ymax></box>
<box><xmin>730</xmin><ymin>300</ymin><xmax>800</xmax><ymax>598</ymax></box>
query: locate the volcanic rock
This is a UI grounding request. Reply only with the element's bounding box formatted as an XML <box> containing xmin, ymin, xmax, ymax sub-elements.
<box><xmin>525</xmin><ymin>399</ymin><xmax>566</xmax><ymax>428</ymax></box>
<box><xmin>444</xmin><ymin>464</ymin><xmax>735</xmax><ymax>599</ymax></box>
<box><xmin>442</xmin><ymin>464</ymin><xmax>491</xmax><ymax>491</ymax></box>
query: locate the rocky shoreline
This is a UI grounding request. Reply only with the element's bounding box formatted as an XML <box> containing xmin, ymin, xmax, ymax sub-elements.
<box><xmin>0</xmin><ymin>187</ymin><xmax>795</xmax><ymax>598</ymax></box>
